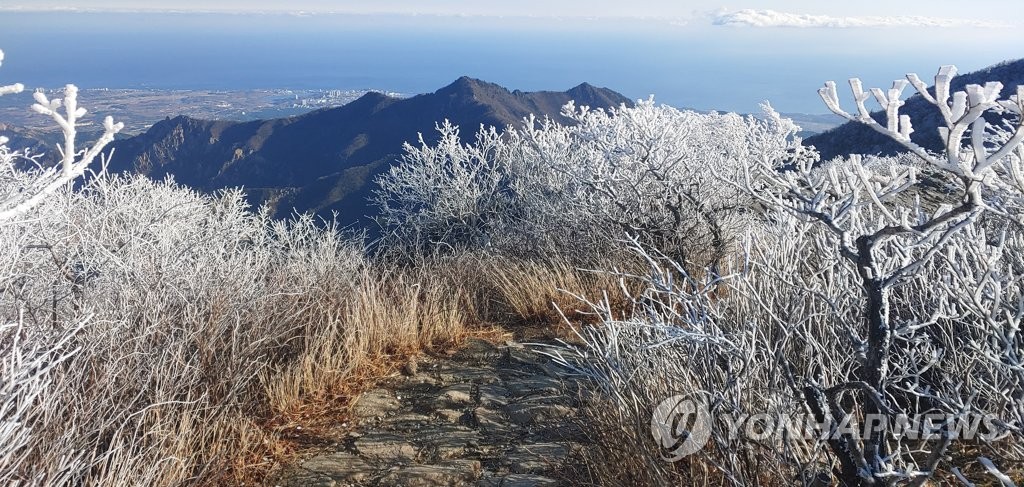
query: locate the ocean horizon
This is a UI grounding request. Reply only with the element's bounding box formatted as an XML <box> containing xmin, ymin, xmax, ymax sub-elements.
<box><xmin>0</xmin><ymin>11</ymin><xmax>1018</xmax><ymax>113</ymax></box>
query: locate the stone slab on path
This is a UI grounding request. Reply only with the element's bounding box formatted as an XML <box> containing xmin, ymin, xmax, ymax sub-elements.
<box><xmin>270</xmin><ymin>338</ymin><xmax>591</xmax><ymax>486</ymax></box>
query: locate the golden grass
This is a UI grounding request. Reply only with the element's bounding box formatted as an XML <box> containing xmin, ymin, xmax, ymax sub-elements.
<box><xmin>236</xmin><ymin>253</ymin><xmax>627</xmax><ymax>485</ymax></box>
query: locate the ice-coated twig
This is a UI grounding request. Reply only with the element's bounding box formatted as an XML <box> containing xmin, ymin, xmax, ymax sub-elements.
<box><xmin>0</xmin><ymin>51</ymin><xmax>124</xmax><ymax>221</ymax></box>
<box><xmin>0</xmin><ymin>50</ymin><xmax>24</xmax><ymax>99</ymax></box>
<box><xmin>819</xmin><ymin>65</ymin><xmax>1024</xmax><ymax>179</ymax></box>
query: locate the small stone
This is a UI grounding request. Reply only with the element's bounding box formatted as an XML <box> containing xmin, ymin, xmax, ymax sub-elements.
<box><xmin>403</xmin><ymin>356</ymin><xmax>419</xmax><ymax>376</ymax></box>
<box><xmin>435</xmin><ymin>408</ymin><xmax>465</xmax><ymax>423</ymax></box>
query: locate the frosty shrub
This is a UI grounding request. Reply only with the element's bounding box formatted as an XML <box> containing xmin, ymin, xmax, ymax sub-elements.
<box><xmin>374</xmin><ymin>99</ymin><xmax>806</xmax><ymax>269</ymax></box>
<box><xmin>558</xmin><ymin>66</ymin><xmax>1024</xmax><ymax>486</ymax></box>
<box><xmin>0</xmin><ymin>171</ymin><xmax>480</xmax><ymax>485</ymax></box>
<box><xmin>1</xmin><ymin>173</ymin><xmax>356</xmax><ymax>484</ymax></box>
<box><xmin>0</xmin><ymin>49</ymin><xmax>472</xmax><ymax>485</ymax></box>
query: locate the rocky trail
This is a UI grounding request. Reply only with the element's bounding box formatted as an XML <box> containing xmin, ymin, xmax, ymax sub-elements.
<box><xmin>271</xmin><ymin>338</ymin><xmax>595</xmax><ymax>487</ymax></box>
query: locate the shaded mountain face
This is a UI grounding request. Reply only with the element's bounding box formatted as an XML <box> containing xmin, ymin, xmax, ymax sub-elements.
<box><xmin>106</xmin><ymin>78</ymin><xmax>633</xmax><ymax>228</ymax></box>
<box><xmin>804</xmin><ymin>59</ymin><xmax>1024</xmax><ymax>160</ymax></box>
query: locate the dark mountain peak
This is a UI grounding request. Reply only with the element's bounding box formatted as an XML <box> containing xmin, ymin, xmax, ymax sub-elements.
<box><xmin>107</xmin><ymin>78</ymin><xmax>634</xmax><ymax>229</ymax></box>
<box><xmin>352</xmin><ymin>90</ymin><xmax>392</xmax><ymax>104</ymax></box>
<box><xmin>568</xmin><ymin>82</ymin><xmax>597</xmax><ymax>92</ymax></box>
<box><xmin>158</xmin><ymin>114</ymin><xmax>198</xmax><ymax>126</ymax></box>
<box><xmin>343</xmin><ymin>90</ymin><xmax>396</xmax><ymax>111</ymax></box>
<box><xmin>566</xmin><ymin>82</ymin><xmax>631</xmax><ymax>109</ymax></box>
<box><xmin>449</xmin><ymin>75</ymin><xmax>484</xmax><ymax>88</ymax></box>
<box><xmin>437</xmin><ymin>76</ymin><xmax>507</xmax><ymax>97</ymax></box>
<box><xmin>142</xmin><ymin>115</ymin><xmax>208</xmax><ymax>137</ymax></box>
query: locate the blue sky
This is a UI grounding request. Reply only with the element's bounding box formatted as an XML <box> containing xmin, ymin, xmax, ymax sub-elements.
<box><xmin>0</xmin><ymin>1</ymin><xmax>1021</xmax><ymax>113</ymax></box>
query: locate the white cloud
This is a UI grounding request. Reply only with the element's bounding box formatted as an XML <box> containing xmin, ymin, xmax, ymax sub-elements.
<box><xmin>712</xmin><ymin>9</ymin><xmax>1010</xmax><ymax>29</ymax></box>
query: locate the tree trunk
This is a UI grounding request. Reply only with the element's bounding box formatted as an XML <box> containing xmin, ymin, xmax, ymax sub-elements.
<box><xmin>851</xmin><ymin>235</ymin><xmax>891</xmax><ymax>483</ymax></box>
<box><xmin>862</xmin><ymin>277</ymin><xmax>890</xmax><ymax>478</ymax></box>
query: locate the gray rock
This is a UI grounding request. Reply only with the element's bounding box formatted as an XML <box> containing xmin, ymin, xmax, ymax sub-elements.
<box><xmin>354</xmin><ymin>432</ymin><xmax>418</xmax><ymax>461</ymax></box>
<box><xmin>454</xmin><ymin>338</ymin><xmax>503</xmax><ymax>362</ymax></box>
<box><xmin>504</xmin><ymin>347</ymin><xmax>549</xmax><ymax>368</ymax></box>
<box><xmin>352</xmin><ymin>389</ymin><xmax>402</xmax><ymax>419</ymax></box>
<box><xmin>507</xmin><ymin>443</ymin><xmax>570</xmax><ymax>474</ymax></box>
<box><xmin>273</xmin><ymin>468</ymin><xmax>337</xmax><ymax>487</ymax></box>
<box><xmin>478</xmin><ymin>384</ymin><xmax>510</xmax><ymax>408</ymax></box>
<box><xmin>379</xmin><ymin>459</ymin><xmax>481</xmax><ymax>486</ymax></box>
<box><xmin>417</xmin><ymin>427</ymin><xmax>483</xmax><ymax>459</ymax></box>
<box><xmin>505</xmin><ymin>404</ymin><xmax>575</xmax><ymax>426</ymax></box>
<box><xmin>503</xmin><ymin>377</ymin><xmax>563</xmax><ymax>398</ymax></box>
<box><xmin>434</xmin><ymin>383</ymin><xmax>475</xmax><ymax>408</ymax></box>
<box><xmin>472</xmin><ymin>407</ymin><xmax>509</xmax><ymax>433</ymax></box>
<box><xmin>381</xmin><ymin>412</ymin><xmax>433</xmax><ymax>432</ymax></box>
<box><xmin>436</xmin><ymin>366</ymin><xmax>500</xmax><ymax>385</ymax></box>
<box><xmin>477</xmin><ymin>473</ymin><xmax>562</xmax><ymax>486</ymax></box>
<box><xmin>278</xmin><ymin>452</ymin><xmax>373</xmax><ymax>485</ymax></box>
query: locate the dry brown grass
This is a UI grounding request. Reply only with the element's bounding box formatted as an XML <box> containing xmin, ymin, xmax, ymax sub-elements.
<box><xmin>0</xmin><ymin>174</ymin><xmax>658</xmax><ymax>486</ymax></box>
<box><xmin>451</xmin><ymin>253</ymin><xmax>643</xmax><ymax>340</ymax></box>
<box><xmin>246</xmin><ymin>253</ymin><xmax>625</xmax><ymax>485</ymax></box>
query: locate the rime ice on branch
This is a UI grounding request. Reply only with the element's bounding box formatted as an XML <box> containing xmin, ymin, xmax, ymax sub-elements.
<box><xmin>0</xmin><ymin>49</ymin><xmax>124</xmax><ymax>221</ymax></box>
<box><xmin>735</xmin><ymin>65</ymin><xmax>1024</xmax><ymax>484</ymax></box>
<box><xmin>820</xmin><ymin>65</ymin><xmax>1024</xmax><ymax>180</ymax></box>
<box><xmin>0</xmin><ymin>49</ymin><xmax>26</xmax><ymax>147</ymax></box>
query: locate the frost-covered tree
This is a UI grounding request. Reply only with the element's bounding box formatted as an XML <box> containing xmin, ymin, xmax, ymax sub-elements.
<box><xmin>554</xmin><ymin>67</ymin><xmax>1023</xmax><ymax>487</ymax></box>
<box><xmin>739</xmin><ymin>67</ymin><xmax>1024</xmax><ymax>484</ymax></box>
<box><xmin>375</xmin><ymin>99</ymin><xmax>803</xmax><ymax>269</ymax></box>
<box><xmin>0</xmin><ymin>49</ymin><xmax>123</xmax><ymax>221</ymax></box>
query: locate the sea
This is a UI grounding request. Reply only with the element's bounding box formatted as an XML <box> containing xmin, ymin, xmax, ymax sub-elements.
<box><xmin>0</xmin><ymin>11</ymin><xmax>1016</xmax><ymax>114</ymax></box>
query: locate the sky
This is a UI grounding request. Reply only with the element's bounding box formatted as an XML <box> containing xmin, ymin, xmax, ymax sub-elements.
<box><xmin>4</xmin><ymin>0</ymin><xmax>1023</xmax><ymax>22</ymax></box>
<box><xmin>0</xmin><ymin>1</ymin><xmax>1022</xmax><ymax>113</ymax></box>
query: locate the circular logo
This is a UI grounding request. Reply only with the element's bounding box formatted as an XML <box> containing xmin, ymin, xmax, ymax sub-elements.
<box><xmin>650</xmin><ymin>394</ymin><xmax>712</xmax><ymax>462</ymax></box>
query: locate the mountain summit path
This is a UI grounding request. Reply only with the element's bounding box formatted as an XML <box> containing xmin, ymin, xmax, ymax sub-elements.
<box><xmin>270</xmin><ymin>338</ymin><xmax>594</xmax><ymax>487</ymax></box>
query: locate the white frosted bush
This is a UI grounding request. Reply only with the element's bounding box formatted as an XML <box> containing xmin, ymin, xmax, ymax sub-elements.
<box><xmin>375</xmin><ymin>99</ymin><xmax>806</xmax><ymax>268</ymax></box>
<box><xmin>560</xmin><ymin>66</ymin><xmax>1024</xmax><ymax>485</ymax></box>
<box><xmin>0</xmin><ymin>48</ymin><xmax>376</xmax><ymax>484</ymax></box>
<box><xmin>0</xmin><ymin>50</ymin><xmax>122</xmax><ymax>221</ymax></box>
<box><xmin>0</xmin><ymin>171</ymin><xmax>372</xmax><ymax>484</ymax></box>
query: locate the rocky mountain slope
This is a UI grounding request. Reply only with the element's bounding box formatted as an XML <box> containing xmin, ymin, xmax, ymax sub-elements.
<box><xmin>105</xmin><ymin>78</ymin><xmax>633</xmax><ymax>228</ymax></box>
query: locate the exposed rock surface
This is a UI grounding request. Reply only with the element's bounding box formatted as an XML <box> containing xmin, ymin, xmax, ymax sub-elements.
<box><xmin>270</xmin><ymin>339</ymin><xmax>590</xmax><ymax>487</ymax></box>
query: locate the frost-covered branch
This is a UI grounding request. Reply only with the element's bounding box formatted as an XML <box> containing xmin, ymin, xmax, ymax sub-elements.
<box><xmin>820</xmin><ymin>66</ymin><xmax>1024</xmax><ymax>180</ymax></box>
<box><xmin>0</xmin><ymin>49</ymin><xmax>124</xmax><ymax>221</ymax></box>
<box><xmin>375</xmin><ymin>99</ymin><xmax>797</xmax><ymax>269</ymax></box>
<box><xmin>0</xmin><ymin>49</ymin><xmax>26</xmax><ymax>147</ymax></box>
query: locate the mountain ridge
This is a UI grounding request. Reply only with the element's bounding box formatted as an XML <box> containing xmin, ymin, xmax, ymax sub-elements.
<box><xmin>105</xmin><ymin>77</ymin><xmax>633</xmax><ymax>228</ymax></box>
